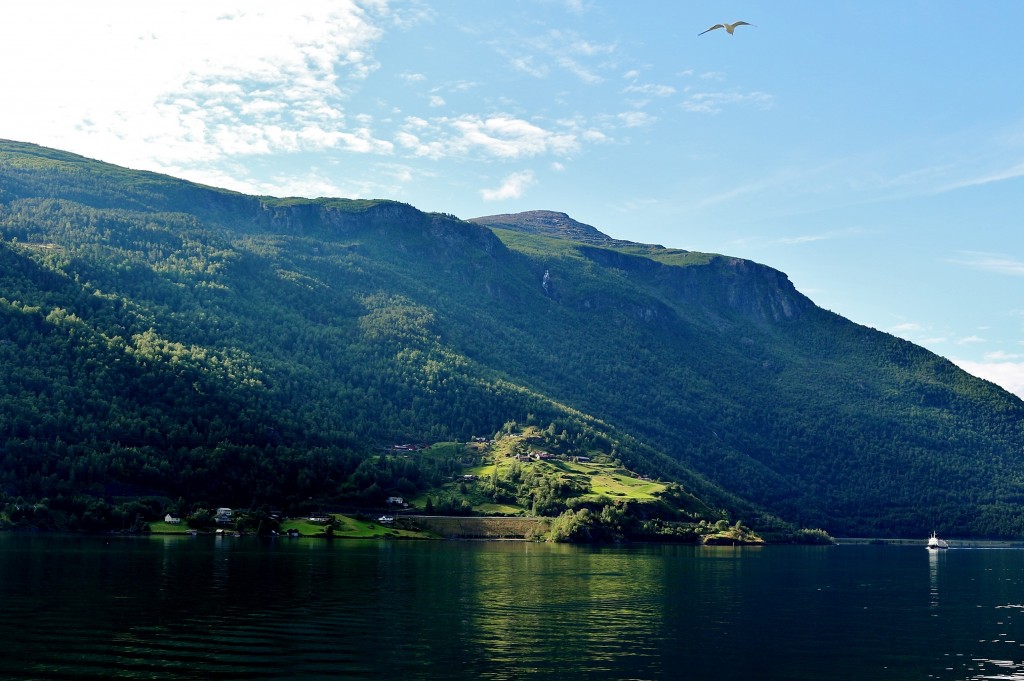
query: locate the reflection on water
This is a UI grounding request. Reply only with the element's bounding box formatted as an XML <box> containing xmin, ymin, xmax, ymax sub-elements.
<box><xmin>924</xmin><ymin>549</ymin><xmax>1024</xmax><ymax>681</ymax></box>
<box><xmin>6</xmin><ymin>536</ymin><xmax>1024</xmax><ymax>679</ymax></box>
<box><xmin>929</xmin><ymin>548</ymin><xmax>942</xmax><ymax>609</ymax></box>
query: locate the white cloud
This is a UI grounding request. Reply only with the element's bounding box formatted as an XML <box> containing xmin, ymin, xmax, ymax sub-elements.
<box><xmin>429</xmin><ymin>95</ymin><xmax>446</xmax><ymax>108</ymax></box>
<box><xmin>0</xmin><ymin>1</ymin><xmax>388</xmax><ymax>173</ymax></box>
<box><xmin>986</xmin><ymin>350</ymin><xmax>1024</xmax><ymax>360</ymax></box>
<box><xmin>618</xmin><ymin>111</ymin><xmax>656</xmax><ymax>128</ymax></box>
<box><xmin>397</xmin><ymin>114</ymin><xmax>583</xmax><ymax>160</ymax></box>
<box><xmin>481</xmin><ymin>171</ymin><xmax>536</xmax><ymax>201</ymax></box>
<box><xmin>624</xmin><ymin>83</ymin><xmax>676</xmax><ymax>97</ymax></box>
<box><xmin>953</xmin><ymin>359</ymin><xmax>1024</xmax><ymax>400</ymax></box>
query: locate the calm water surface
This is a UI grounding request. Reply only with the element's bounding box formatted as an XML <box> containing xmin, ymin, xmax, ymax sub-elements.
<box><xmin>2</xmin><ymin>535</ymin><xmax>1024</xmax><ymax>680</ymax></box>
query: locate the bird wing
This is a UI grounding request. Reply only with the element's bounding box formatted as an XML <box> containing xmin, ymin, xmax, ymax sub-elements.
<box><xmin>731</xmin><ymin>21</ymin><xmax>753</xmax><ymax>28</ymax></box>
<box><xmin>698</xmin><ymin>24</ymin><xmax>724</xmax><ymax>36</ymax></box>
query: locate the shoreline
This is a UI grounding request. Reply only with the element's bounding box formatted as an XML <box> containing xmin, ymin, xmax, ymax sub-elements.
<box><xmin>835</xmin><ymin>537</ymin><xmax>1024</xmax><ymax>549</ymax></box>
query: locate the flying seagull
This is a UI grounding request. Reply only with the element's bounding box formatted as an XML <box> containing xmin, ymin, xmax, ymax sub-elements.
<box><xmin>698</xmin><ymin>21</ymin><xmax>753</xmax><ymax>36</ymax></box>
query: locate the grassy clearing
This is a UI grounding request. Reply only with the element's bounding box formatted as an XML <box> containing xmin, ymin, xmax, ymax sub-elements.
<box><xmin>147</xmin><ymin>521</ymin><xmax>191</xmax><ymax>534</ymax></box>
<box><xmin>570</xmin><ymin>461</ymin><xmax>665</xmax><ymax>500</ymax></box>
<box><xmin>278</xmin><ymin>518</ymin><xmax>330</xmax><ymax>535</ymax></box>
<box><xmin>489</xmin><ymin>456</ymin><xmax>668</xmax><ymax>503</ymax></box>
<box><xmin>279</xmin><ymin>515</ymin><xmax>435</xmax><ymax>539</ymax></box>
<box><xmin>418</xmin><ymin>442</ymin><xmax>466</xmax><ymax>459</ymax></box>
<box><xmin>475</xmin><ymin>502</ymin><xmax>523</xmax><ymax>515</ymax></box>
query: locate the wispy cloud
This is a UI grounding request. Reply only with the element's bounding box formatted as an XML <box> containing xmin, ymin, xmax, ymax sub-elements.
<box><xmin>481</xmin><ymin>170</ymin><xmax>536</xmax><ymax>200</ymax></box>
<box><xmin>497</xmin><ymin>28</ymin><xmax>616</xmax><ymax>84</ymax></box>
<box><xmin>951</xmin><ymin>252</ymin><xmax>1024</xmax><ymax>276</ymax></box>
<box><xmin>779</xmin><ymin>234</ymin><xmax>831</xmax><ymax>245</ymax></box>
<box><xmin>681</xmin><ymin>91</ymin><xmax>774</xmax><ymax>114</ymax></box>
<box><xmin>624</xmin><ymin>83</ymin><xmax>676</xmax><ymax>97</ymax></box>
<box><xmin>693</xmin><ymin>175</ymin><xmax>780</xmax><ymax>209</ymax></box>
<box><xmin>509</xmin><ymin>55</ymin><xmax>550</xmax><ymax>79</ymax></box>
<box><xmin>957</xmin><ymin>335</ymin><xmax>987</xmax><ymax>345</ymax></box>
<box><xmin>776</xmin><ymin>227</ymin><xmax>865</xmax><ymax>245</ymax></box>
<box><xmin>561</xmin><ymin>0</ymin><xmax>588</xmax><ymax>14</ymax></box>
<box><xmin>937</xmin><ymin>161</ymin><xmax>1024</xmax><ymax>194</ymax></box>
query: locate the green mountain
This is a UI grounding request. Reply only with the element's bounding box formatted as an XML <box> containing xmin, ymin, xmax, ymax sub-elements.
<box><xmin>2</xmin><ymin>139</ymin><xmax>1024</xmax><ymax>538</ymax></box>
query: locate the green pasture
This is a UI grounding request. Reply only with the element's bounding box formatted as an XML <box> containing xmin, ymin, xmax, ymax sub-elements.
<box><xmin>279</xmin><ymin>515</ymin><xmax>434</xmax><ymax>539</ymax></box>
<box><xmin>147</xmin><ymin>521</ymin><xmax>191</xmax><ymax>534</ymax></box>
<box><xmin>570</xmin><ymin>462</ymin><xmax>665</xmax><ymax>500</ymax></box>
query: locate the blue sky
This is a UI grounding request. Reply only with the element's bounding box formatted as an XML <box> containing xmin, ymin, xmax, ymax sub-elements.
<box><xmin>3</xmin><ymin>1</ymin><xmax>1024</xmax><ymax>397</ymax></box>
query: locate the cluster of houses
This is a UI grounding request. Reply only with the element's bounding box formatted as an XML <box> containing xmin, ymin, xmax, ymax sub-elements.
<box><xmin>162</xmin><ymin>500</ymin><xmax>410</xmax><ymax>531</ymax></box>
<box><xmin>161</xmin><ymin>507</ymin><xmax>235</xmax><ymax>526</ymax></box>
<box><xmin>390</xmin><ymin>443</ymin><xmax>429</xmax><ymax>452</ymax></box>
<box><xmin>514</xmin><ymin>450</ymin><xmax>556</xmax><ymax>462</ymax></box>
<box><xmin>507</xmin><ymin>449</ymin><xmax>594</xmax><ymax>464</ymax></box>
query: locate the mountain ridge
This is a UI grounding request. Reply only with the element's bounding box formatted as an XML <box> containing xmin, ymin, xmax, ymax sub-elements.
<box><xmin>469</xmin><ymin>209</ymin><xmax>639</xmax><ymax>247</ymax></box>
<box><xmin>3</xmin><ymin>139</ymin><xmax>1024</xmax><ymax>538</ymax></box>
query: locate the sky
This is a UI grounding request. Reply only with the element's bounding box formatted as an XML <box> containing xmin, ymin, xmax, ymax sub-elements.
<box><xmin>3</xmin><ymin>1</ymin><xmax>1024</xmax><ymax>397</ymax></box>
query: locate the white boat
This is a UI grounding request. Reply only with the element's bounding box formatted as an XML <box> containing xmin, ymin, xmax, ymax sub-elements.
<box><xmin>927</xmin><ymin>532</ymin><xmax>949</xmax><ymax>550</ymax></box>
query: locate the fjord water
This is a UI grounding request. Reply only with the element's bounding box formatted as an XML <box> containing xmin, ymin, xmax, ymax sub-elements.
<box><xmin>2</xmin><ymin>536</ymin><xmax>1024</xmax><ymax>680</ymax></box>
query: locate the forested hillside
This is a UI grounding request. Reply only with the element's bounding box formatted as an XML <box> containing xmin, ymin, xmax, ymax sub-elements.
<box><xmin>2</xmin><ymin>139</ymin><xmax>1024</xmax><ymax>538</ymax></box>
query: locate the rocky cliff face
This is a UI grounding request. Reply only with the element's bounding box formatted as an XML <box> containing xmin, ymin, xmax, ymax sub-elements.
<box><xmin>470</xmin><ymin>208</ymin><xmax>813</xmax><ymax>325</ymax></box>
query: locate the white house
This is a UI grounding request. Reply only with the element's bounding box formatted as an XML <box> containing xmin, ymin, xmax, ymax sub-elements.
<box><xmin>164</xmin><ymin>514</ymin><xmax>181</xmax><ymax>525</ymax></box>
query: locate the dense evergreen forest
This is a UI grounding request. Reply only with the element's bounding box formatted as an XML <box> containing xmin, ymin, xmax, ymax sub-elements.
<box><xmin>2</xmin><ymin>139</ymin><xmax>1024</xmax><ymax>538</ymax></box>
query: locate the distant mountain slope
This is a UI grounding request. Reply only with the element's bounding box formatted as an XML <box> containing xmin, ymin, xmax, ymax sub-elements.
<box><xmin>3</xmin><ymin>139</ymin><xmax>1024</xmax><ymax>538</ymax></box>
